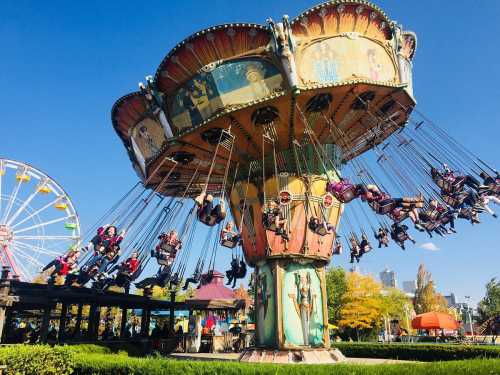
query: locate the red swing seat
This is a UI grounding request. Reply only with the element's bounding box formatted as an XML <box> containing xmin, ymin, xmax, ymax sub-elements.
<box><xmin>334</xmin><ymin>185</ymin><xmax>357</xmax><ymax>203</ymax></box>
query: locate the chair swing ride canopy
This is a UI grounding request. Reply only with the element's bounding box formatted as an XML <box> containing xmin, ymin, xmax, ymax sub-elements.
<box><xmin>111</xmin><ymin>0</ymin><xmax>417</xmax><ymax>265</ymax></box>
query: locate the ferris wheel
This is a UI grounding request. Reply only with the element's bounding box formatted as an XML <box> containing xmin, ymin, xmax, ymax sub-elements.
<box><xmin>0</xmin><ymin>158</ymin><xmax>81</xmax><ymax>282</ymax></box>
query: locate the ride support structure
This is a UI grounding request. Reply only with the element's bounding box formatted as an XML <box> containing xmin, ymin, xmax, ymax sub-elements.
<box><xmin>111</xmin><ymin>0</ymin><xmax>420</xmax><ymax>364</ymax></box>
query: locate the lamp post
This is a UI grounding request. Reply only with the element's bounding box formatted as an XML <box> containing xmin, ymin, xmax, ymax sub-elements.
<box><xmin>403</xmin><ymin>303</ymin><xmax>412</xmax><ymax>342</ymax></box>
<box><xmin>465</xmin><ymin>296</ymin><xmax>474</xmax><ymax>342</ymax></box>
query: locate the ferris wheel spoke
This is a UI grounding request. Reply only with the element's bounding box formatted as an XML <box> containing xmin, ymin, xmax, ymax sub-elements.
<box><xmin>2</xmin><ymin>176</ymin><xmax>23</xmax><ymax>223</ymax></box>
<box><xmin>14</xmin><ymin>240</ymin><xmax>62</xmax><ymax>258</ymax></box>
<box><xmin>10</xmin><ymin>245</ymin><xmax>44</xmax><ymax>270</ymax></box>
<box><xmin>0</xmin><ymin>167</ymin><xmax>3</xmax><ymax>218</ymax></box>
<box><xmin>8</xmin><ymin>249</ymin><xmax>33</xmax><ymax>280</ymax></box>
<box><xmin>5</xmin><ymin>185</ymin><xmax>44</xmax><ymax>226</ymax></box>
<box><xmin>10</xmin><ymin>196</ymin><xmax>62</xmax><ymax>230</ymax></box>
<box><xmin>0</xmin><ymin>244</ymin><xmax>22</xmax><ymax>278</ymax></box>
<box><xmin>13</xmin><ymin>216</ymin><xmax>70</xmax><ymax>235</ymax></box>
<box><xmin>15</xmin><ymin>235</ymin><xmax>79</xmax><ymax>241</ymax></box>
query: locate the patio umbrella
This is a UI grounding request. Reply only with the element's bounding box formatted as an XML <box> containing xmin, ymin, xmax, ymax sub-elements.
<box><xmin>411</xmin><ymin>312</ymin><xmax>459</xmax><ymax>330</ymax></box>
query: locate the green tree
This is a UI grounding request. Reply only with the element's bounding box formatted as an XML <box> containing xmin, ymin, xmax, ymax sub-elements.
<box><xmin>325</xmin><ymin>267</ymin><xmax>347</xmax><ymax>325</ymax></box>
<box><xmin>380</xmin><ymin>287</ymin><xmax>414</xmax><ymax>334</ymax></box>
<box><xmin>478</xmin><ymin>278</ymin><xmax>500</xmax><ymax>323</ymax></box>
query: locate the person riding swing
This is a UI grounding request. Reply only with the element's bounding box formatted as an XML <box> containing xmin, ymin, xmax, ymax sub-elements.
<box><xmin>105</xmin><ymin>251</ymin><xmax>140</xmax><ymax>293</ymax></box>
<box><xmin>262</xmin><ymin>200</ymin><xmax>289</xmax><ymax>240</ymax></box>
<box><xmin>44</xmin><ymin>249</ymin><xmax>81</xmax><ymax>284</ymax></box>
<box><xmin>153</xmin><ymin>230</ymin><xmax>182</xmax><ymax>266</ymax></box>
<box><xmin>431</xmin><ymin>165</ymin><xmax>481</xmax><ymax>195</ymax></box>
<box><xmin>362</xmin><ymin>185</ymin><xmax>425</xmax><ymax>232</ymax></box>
<box><xmin>375</xmin><ymin>227</ymin><xmax>389</xmax><ymax>248</ymax></box>
<box><xmin>332</xmin><ymin>239</ymin><xmax>343</xmax><ymax>255</ymax></box>
<box><xmin>308</xmin><ymin>216</ymin><xmax>335</xmax><ymax>236</ymax></box>
<box><xmin>349</xmin><ymin>235</ymin><xmax>362</xmax><ymax>263</ymax></box>
<box><xmin>220</xmin><ymin>222</ymin><xmax>241</xmax><ymax>248</ymax></box>
<box><xmin>225</xmin><ymin>258</ymin><xmax>247</xmax><ymax>288</ymax></box>
<box><xmin>479</xmin><ymin>171</ymin><xmax>500</xmax><ymax>197</ymax></box>
<box><xmin>359</xmin><ymin>233</ymin><xmax>373</xmax><ymax>254</ymax></box>
<box><xmin>183</xmin><ymin>266</ymin><xmax>202</xmax><ymax>290</ymax></box>
<box><xmin>390</xmin><ymin>222</ymin><xmax>416</xmax><ymax>250</ymax></box>
<box><xmin>85</xmin><ymin>225</ymin><xmax>125</xmax><ymax>276</ymax></box>
<box><xmin>195</xmin><ymin>193</ymin><xmax>226</xmax><ymax>226</ymax></box>
<box><xmin>326</xmin><ymin>177</ymin><xmax>365</xmax><ymax>203</ymax></box>
<box><xmin>85</xmin><ymin>225</ymin><xmax>125</xmax><ymax>254</ymax></box>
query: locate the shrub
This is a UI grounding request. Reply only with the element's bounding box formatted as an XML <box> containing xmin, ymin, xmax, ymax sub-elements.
<box><xmin>0</xmin><ymin>345</ymin><xmax>73</xmax><ymax>375</ymax></box>
<box><xmin>71</xmin><ymin>355</ymin><xmax>500</xmax><ymax>375</ymax></box>
<box><xmin>65</xmin><ymin>342</ymin><xmax>146</xmax><ymax>357</ymax></box>
<box><xmin>331</xmin><ymin>342</ymin><xmax>500</xmax><ymax>361</ymax></box>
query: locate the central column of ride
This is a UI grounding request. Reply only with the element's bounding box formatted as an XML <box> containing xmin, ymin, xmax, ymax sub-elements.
<box><xmin>231</xmin><ymin>172</ymin><xmax>345</xmax><ymax>364</ymax></box>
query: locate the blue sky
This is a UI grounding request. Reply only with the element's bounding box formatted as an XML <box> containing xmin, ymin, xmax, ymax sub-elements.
<box><xmin>1</xmin><ymin>0</ymin><xmax>499</xmax><ymax>306</ymax></box>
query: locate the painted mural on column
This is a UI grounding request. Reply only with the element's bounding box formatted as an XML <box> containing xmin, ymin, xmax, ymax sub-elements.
<box><xmin>256</xmin><ymin>264</ymin><xmax>276</xmax><ymax>346</ymax></box>
<box><xmin>282</xmin><ymin>263</ymin><xmax>324</xmax><ymax>347</ymax></box>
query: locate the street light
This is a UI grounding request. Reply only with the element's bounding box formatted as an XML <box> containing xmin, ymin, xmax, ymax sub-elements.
<box><xmin>465</xmin><ymin>296</ymin><xmax>474</xmax><ymax>342</ymax></box>
<box><xmin>403</xmin><ymin>303</ymin><xmax>412</xmax><ymax>343</ymax></box>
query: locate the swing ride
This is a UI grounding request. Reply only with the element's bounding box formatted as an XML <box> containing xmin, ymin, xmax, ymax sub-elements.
<box><xmin>0</xmin><ymin>158</ymin><xmax>81</xmax><ymax>282</ymax></box>
<box><xmin>34</xmin><ymin>0</ymin><xmax>495</xmax><ymax>364</ymax></box>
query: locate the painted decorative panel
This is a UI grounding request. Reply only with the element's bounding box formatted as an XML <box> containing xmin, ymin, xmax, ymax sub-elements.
<box><xmin>130</xmin><ymin>117</ymin><xmax>166</xmax><ymax>162</ymax></box>
<box><xmin>170</xmin><ymin>58</ymin><xmax>284</xmax><ymax>131</ymax></box>
<box><xmin>256</xmin><ymin>263</ymin><xmax>276</xmax><ymax>346</ymax></box>
<box><xmin>282</xmin><ymin>263</ymin><xmax>324</xmax><ymax>347</ymax></box>
<box><xmin>398</xmin><ymin>55</ymin><xmax>413</xmax><ymax>97</ymax></box>
<box><xmin>298</xmin><ymin>35</ymin><xmax>397</xmax><ymax>85</ymax></box>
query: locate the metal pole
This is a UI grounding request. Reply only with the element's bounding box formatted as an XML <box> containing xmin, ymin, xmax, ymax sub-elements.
<box><xmin>465</xmin><ymin>296</ymin><xmax>475</xmax><ymax>342</ymax></box>
<box><xmin>169</xmin><ymin>291</ymin><xmax>176</xmax><ymax>334</ymax></box>
<box><xmin>58</xmin><ymin>303</ymin><xmax>68</xmax><ymax>343</ymax></box>
<box><xmin>404</xmin><ymin>304</ymin><xmax>411</xmax><ymax>342</ymax></box>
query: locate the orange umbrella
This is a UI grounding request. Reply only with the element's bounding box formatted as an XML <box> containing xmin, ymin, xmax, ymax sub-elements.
<box><xmin>411</xmin><ymin>312</ymin><xmax>459</xmax><ymax>330</ymax></box>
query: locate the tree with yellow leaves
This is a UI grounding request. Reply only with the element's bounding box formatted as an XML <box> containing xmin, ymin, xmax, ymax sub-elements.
<box><xmin>339</xmin><ymin>272</ymin><xmax>382</xmax><ymax>340</ymax></box>
<box><xmin>414</xmin><ymin>264</ymin><xmax>449</xmax><ymax>314</ymax></box>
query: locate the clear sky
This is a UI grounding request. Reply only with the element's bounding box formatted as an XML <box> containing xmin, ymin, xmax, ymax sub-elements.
<box><xmin>1</xmin><ymin>0</ymin><xmax>499</xmax><ymax>306</ymax></box>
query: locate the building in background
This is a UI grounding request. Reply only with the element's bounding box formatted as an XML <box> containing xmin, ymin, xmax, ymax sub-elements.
<box><xmin>403</xmin><ymin>280</ymin><xmax>417</xmax><ymax>294</ymax></box>
<box><xmin>444</xmin><ymin>293</ymin><xmax>457</xmax><ymax>307</ymax></box>
<box><xmin>380</xmin><ymin>268</ymin><xmax>397</xmax><ymax>288</ymax></box>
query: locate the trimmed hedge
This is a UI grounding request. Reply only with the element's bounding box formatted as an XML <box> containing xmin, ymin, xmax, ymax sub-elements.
<box><xmin>331</xmin><ymin>342</ymin><xmax>500</xmax><ymax>361</ymax></box>
<box><xmin>1</xmin><ymin>345</ymin><xmax>500</xmax><ymax>375</ymax></box>
<box><xmin>71</xmin><ymin>355</ymin><xmax>500</xmax><ymax>375</ymax></box>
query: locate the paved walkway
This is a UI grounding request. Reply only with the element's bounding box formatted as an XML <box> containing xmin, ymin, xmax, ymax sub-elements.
<box><xmin>168</xmin><ymin>353</ymin><xmax>417</xmax><ymax>365</ymax></box>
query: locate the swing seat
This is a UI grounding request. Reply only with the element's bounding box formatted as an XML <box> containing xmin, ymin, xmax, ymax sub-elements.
<box><xmin>333</xmin><ymin>247</ymin><xmax>342</xmax><ymax>255</ymax></box>
<box><xmin>221</xmin><ymin>239</ymin><xmax>238</xmax><ymax>249</ymax></box>
<box><xmin>336</xmin><ymin>185</ymin><xmax>357</xmax><ymax>203</ymax></box>
<box><xmin>264</xmin><ymin>222</ymin><xmax>278</xmax><ymax>232</ymax></box>
<box><xmin>159</xmin><ymin>243</ymin><xmax>178</xmax><ymax>253</ymax></box>
<box><xmin>199</xmin><ymin>213</ymin><xmax>217</xmax><ymax>226</ymax></box>
<box><xmin>157</xmin><ymin>258</ymin><xmax>172</xmax><ymax>267</ymax></box>
<box><xmin>442</xmin><ymin>194</ymin><xmax>461</xmax><ymax>207</ymax></box>
<box><xmin>370</xmin><ymin>200</ymin><xmax>394</xmax><ymax>215</ymax></box>
<box><xmin>314</xmin><ymin>226</ymin><xmax>328</xmax><ymax>236</ymax></box>
<box><xmin>396</xmin><ymin>232</ymin><xmax>409</xmax><ymax>242</ymax></box>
